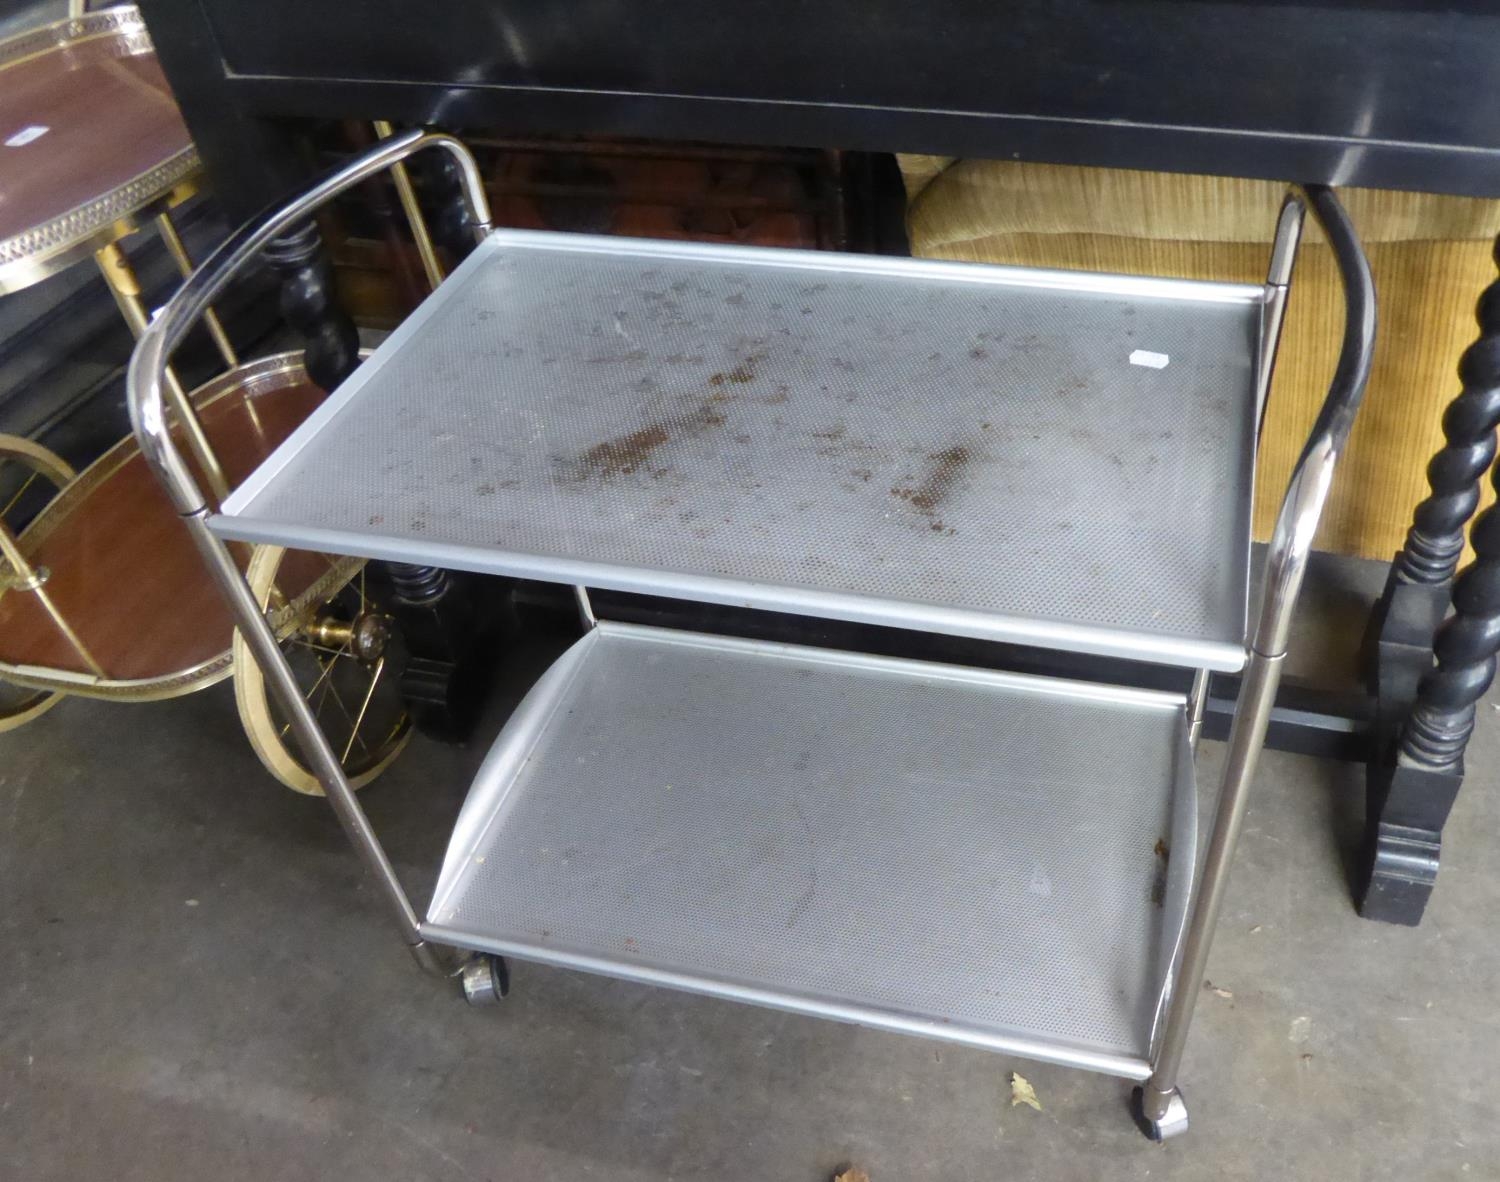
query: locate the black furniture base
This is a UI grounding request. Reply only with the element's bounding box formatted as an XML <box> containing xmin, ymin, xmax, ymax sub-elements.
<box><xmin>1366</xmin><ymin>560</ymin><xmax>1448</xmax><ymax>723</ymax></box>
<box><xmin>1359</xmin><ymin>760</ymin><xmax>1465</xmax><ymax>926</ymax></box>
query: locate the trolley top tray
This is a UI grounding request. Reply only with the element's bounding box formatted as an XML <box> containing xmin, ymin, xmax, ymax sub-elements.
<box><xmin>216</xmin><ymin>230</ymin><xmax>1265</xmax><ymax>669</ymax></box>
<box><xmin>0</xmin><ymin>6</ymin><xmax>198</xmax><ymax>294</ymax></box>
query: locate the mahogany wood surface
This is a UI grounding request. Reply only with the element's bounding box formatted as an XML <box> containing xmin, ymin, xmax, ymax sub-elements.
<box><xmin>1</xmin><ymin>32</ymin><xmax>190</xmax><ymax>247</ymax></box>
<box><xmin>0</xmin><ymin>372</ymin><xmax>327</xmax><ymax>682</ymax></box>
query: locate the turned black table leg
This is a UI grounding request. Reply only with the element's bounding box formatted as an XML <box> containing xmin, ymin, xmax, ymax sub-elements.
<box><xmin>263</xmin><ymin>215</ymin><xmax>498</xmax><ymax>742</ymax></box>
<box><xmin>1363</xmin><ymin>457</ymin><xmax>1500</xmax><ymax>923</ymax></box>
<box><xmin>420</xmin><ymin>144</ymin><xmax>483</xmax><ymax>266</ymax></box>
<box><xmin>383</xmin><ymin>563</ymin><xmax>505</xmax><ymax>743</ymax></box>
<box><xmin>384</xmin><ymin>141</ymin><xmax>502</xmax><ymax>740</ymax></box>
<box><xmin>1361</xmin><ymin>236</ymin><xmax>1500</xmax><ymax>922</ymax></box>
<box><xmin>1368</xmin><ymin>238</ymin><xmax>1500</xmax><ymax>718</ymax></box>
<box><xmin>263</xmin><ymin>221</ymin><xmax>362</xmax><ymax>391</ymax></box>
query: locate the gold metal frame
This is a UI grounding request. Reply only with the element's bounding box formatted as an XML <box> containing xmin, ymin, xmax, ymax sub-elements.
<box><xmin>94</xmin><ymin>238</ymin><xmax>229</xmax><ymax>499</ymax></box>
<box><xmin>2</xmin><ymin>115</ymin><xmax>443</xmax><ymax>802</ymax></box>
<box><xmin>373</xmin><ymin>120</ymin><xmax>445</xmax><ymax>291</ymax></box>
<box><xmin>0</xmin><ymin>113</ymin><xmax>446</xmax><ymax>709</ymax></box>
<box><xmin>0</xmin><ymin>6</ymin><xmax>202</xmax><ymax>296</ymax></box>
<box><xmin>0</xmin><ymin>352</ymin><xmax>357</xmax><ymax>702</ymax></box>
<box><xmin>0</xmin><ymin>435</ymin><xmax>102</xmax><ymax>681</ymax></box>
<box><xmin>0</xmin><ymin>434</ymin><xmax>76</xmax><ymax>728</ymax></box>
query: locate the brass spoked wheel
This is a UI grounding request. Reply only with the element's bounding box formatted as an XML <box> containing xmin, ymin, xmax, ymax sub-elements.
<box><xmin>0</xmin><ymin>434</ymin><xmax>76</xmax><ymax>732</ymax></box>
<box><xmin>233</xmin><ymin>545</ymin><xmax>411</xmax><ymax>794</ymax></box>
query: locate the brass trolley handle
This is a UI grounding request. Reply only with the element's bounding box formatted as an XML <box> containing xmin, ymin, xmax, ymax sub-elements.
<box><xmin>127</xmin><ymin>128</ymin><xmax>492</xmax><ymax>517</ymax></box>
<box><xmin>1254</xmin><ymin>183</ymin><xmax>1377</xmax><ymax>660</ymax></box>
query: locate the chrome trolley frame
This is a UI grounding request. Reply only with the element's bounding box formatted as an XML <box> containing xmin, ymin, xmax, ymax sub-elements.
<box><xmin>127</xmin><ymin>129</ymin><xmax>1375</xmax><ymax>1138</ymax></box>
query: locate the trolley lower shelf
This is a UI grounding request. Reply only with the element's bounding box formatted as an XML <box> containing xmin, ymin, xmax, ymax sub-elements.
<box><xmin>422</xmin><ymin>621</ymin><xmax>1198</xmax><ymax>1078</ymax></box>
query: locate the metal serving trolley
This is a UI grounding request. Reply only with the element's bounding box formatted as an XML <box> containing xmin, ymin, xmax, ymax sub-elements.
<box><xmin>0</xmin><ymin>2</ymin><xmax>236</xmax><ymax>727</ymax></box>
<box><xmin>0</xmin><ymin>8</ymin><xmax>428</xmax><ymax>789</ymax></box>
<box><xmin>128</xmin><ymin>130</ymin><xmax>1375</xmax><ymax>1139</ymax></box>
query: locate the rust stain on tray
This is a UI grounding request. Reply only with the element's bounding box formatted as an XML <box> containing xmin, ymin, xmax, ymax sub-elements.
<box><xmin>708</xmin><ymin>348</ymin><xmax>767</xmax><ymax>390</ymax></box>
<box><xmin>892</xmin><ymin>445</ymin><xmax>972</xmax><ymax>534</ymax></box>
<box><xmin>1150</xmin><ymin>837</ymin><xmax>1170</xmax><ymax>908</ymax></box>
<box><xmin>577</xmin><ymin>425</ymin><xmax>671</xmax><ymax>478</ymax></box>
<box><xmin>565</xmin><ymin>402</ymin><xmax>728</xmax><ymax>482</ymax></box>
<box><xmin>709</xmin><ymin>363</ymin><xmax>756</xmax><ymax>387</ymax></box>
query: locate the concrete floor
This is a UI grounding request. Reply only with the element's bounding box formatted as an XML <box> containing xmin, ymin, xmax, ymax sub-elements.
<box><xmin>2</xmin><ymin>584</ymin><xmax>1498</xmax><ymax>1180</ymax></box>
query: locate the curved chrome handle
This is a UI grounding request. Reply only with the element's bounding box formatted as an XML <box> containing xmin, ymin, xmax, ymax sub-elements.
<box><xmin>1251</xmin><ymin>183</ymin><xmax>1376</xmax><ymax>658</ymax></box>
<box><xmin>127</xmin><ymin>128</ymin><xmax>492</xmax><ymax>517</ymax></box>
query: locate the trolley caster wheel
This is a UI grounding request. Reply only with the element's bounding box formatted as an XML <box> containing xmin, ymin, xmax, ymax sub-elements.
<box><xmin>460</xmin><ymin>953</ymin><xmax>510</xmax><ymax>1006</ymax></box>
<box><xmin>1131</xmin><ymin>1085</ymin><xmax>1189</xmax><ymax>1142</ymax></box>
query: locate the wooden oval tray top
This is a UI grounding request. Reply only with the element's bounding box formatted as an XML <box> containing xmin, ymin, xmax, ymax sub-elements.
<box><xmin>0</xmin><ymin>5</ymin><xmax>198</xmax><ymax>295</ymax></box>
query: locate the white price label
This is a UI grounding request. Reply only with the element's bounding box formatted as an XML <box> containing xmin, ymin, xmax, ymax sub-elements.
<box><xmin>5</xmin><ymin>125</ymin><xmax>50</xmax><ymax>148</ymax></box>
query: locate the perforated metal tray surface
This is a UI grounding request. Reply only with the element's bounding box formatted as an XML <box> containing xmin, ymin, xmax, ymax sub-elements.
<box><xmin>423</xmin><ymin>622</ymin><xmax>1198</xmax><ymax>1078</ymax></box>
<box><xmin>217</xmin><ymin>231</ymin><xmax>1263</xmax><ymax>669</ymax></box>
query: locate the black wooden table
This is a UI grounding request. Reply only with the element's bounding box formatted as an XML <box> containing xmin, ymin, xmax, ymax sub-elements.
<box><xmin>138</xmin><ymin>0</ymin><xmax>1500</xmax><ymax>925</ymax></box>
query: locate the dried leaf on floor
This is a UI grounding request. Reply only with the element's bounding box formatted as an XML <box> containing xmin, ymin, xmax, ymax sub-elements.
<box><xmin>1204</xmin><ymin>980</ymin><xmax>1234</xmax><ymax>1000</ymax></box>
<box><xmin>833</xmin><ymin>1169</ymin><xmax>870</xmax><ymax>1182</ymax></box>
<box><xmin>1010</xmin><ymin>1072</ymin><xmax>1042</xmax><ymax>1111</ymax></box>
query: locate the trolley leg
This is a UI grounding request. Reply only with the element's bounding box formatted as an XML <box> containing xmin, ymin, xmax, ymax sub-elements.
<box><xmin>155</xmin><ymin>212</ymin><xmax>240</xmax><ymax>369</ymax></box>
<box><xmin>0</xmin><ymin>521</ymin><xmax>106</xmax><ymax>677</ymax></box>
<box><xmin>1186</xmin><ymin>668</ymin><xmax>1211</xmax><ymax>749</ymax></box>
<box><xmin>372</xmin><ymin>120</ymin><xmax>446</xmax><ymax>291</ymax></box>
<box><xmin>95</xmin><ymin>242</ymin><xmax>230</xmax><ymax>503</ymax></box>
<box><xmin>180</xmin><ymin>508</ymin><xmax>447</xmax><ymax>974</ymax></box>
<box><xmin>127</xmin><ymin>129</ymin><xmax>498</xmax><ymax>985</ymax></box>
<box><xmin>1138</xmin><ymin>650</ymin><xmax>1286</xmax><ymax>1140</ymax></box>
<box><xmin>573</xmin><ymin>585</ymin><xmax>597</xmax><ymax>630</ymax></box>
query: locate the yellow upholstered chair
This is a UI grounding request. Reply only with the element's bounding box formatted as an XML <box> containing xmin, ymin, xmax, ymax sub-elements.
<box><xmin>899</xmin><ymin>156</ymin><xmax>1500</xmax><ymax>561</ymax></box>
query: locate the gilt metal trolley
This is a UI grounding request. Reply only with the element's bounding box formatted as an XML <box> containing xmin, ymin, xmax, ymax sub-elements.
<box><xmin>0</xmin><ymin>7</ymin><xmax>426</xmax><ymax>790</ymax></box>
<box><xmin>128</xmin><ymin>129</ymin><xmax>1374</xmax><ymax>1140</ymax></box>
